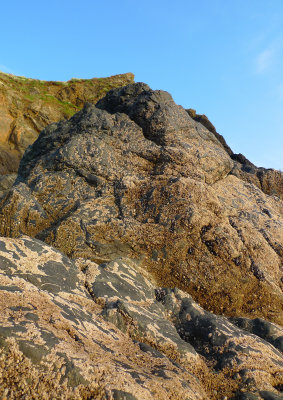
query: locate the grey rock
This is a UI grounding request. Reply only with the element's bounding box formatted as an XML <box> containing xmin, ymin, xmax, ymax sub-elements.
<box><xmin>81</xmin><ymin>256</ymin><xmax>283</xmax><ymax>396</ymax></box>
<box><xmin>83</xmin><ymin>258</ymin><xmax>198</xmax><ymax>364</ymax></box>
<box><xmin>230</xmin><ymin>317</ymin><xmax>283</xmax><ymax>352</ymax></box>
<box><xmin>259</xmin><ymin>391</ymin><xmax>283</xmax><ymax>400</ymax></box>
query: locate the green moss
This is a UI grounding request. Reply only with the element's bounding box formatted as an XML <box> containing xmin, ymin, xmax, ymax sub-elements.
<box><xmin>38</xmin><ymin>94</ymin><xmax>78</xmax><ymax>117</ymax></box>
<box><xmin>60</xmin><ymin>102</ymin><xmax>79</xmax><ymax>117</ymax></box>
<box><xmin>24</xmin><ymin>93</ymin><xmax>38</xmax><ymax>102</ymax></box>
<box><xmin>0</xmin><ymin>71</ymin><xmax>135</xmax><ymax>118</ymax></box>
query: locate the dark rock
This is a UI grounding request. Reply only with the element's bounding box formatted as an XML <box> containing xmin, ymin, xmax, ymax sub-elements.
<box><xmin>186</xmin><ymin>109</ymin><xmax>234</xmax><ymax>156</ymax></box>
<box><xmin>0</xmin><ymin>71</ymin><xmax>135</xmax><ymax>177</ymax></box>
<box><xmin>0</xmin><ymin>81</ymin><xmax>282</xmax><ymax>399</ymax></box>
<box><xmin>81</xmin><ymin>257</ymin><xmax>283</xmax><ymax>396</ymax></box>
<box><xmin>238</xmin><ymin>394</ymin><xmax>262</xmax><ymax>400</ymax></box>
<box><xmin>137</xmin><ymin>342</ymin><xmax>165</xmax><ymax>358</ymax></box>
<box><xmin>230</xmin><ymin>317</ymin><xmax>283</xmax><ymax>352</ymax></box>
<box><xmin>112</xmin><ymin>389</ymin><xmax>138</xmax><ymax>400</ymax></box>
<box><xmin>259</xmin><ymin>391</ymin><xmax>283</xmax><ymax>400</ymax></box>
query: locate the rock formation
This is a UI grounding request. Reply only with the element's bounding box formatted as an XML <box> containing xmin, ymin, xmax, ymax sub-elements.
<box><xmin>186</xmin><ymin>109</ymin><xmax>283</xmax><ymax>199</ymax></box>
<box><xmin>0</xmin><ymin>71</ymin><xmax>134</xmax><ymax>176</ymax></box>
<box><xmin>0</xmin><ymin>82</ymin><xmax>282</xmax><ymax>399</ymax></box>
<box><xmin>0</xmin><ymin>236</ymin><xmax>282</xmax><ymax>399</ymax></box>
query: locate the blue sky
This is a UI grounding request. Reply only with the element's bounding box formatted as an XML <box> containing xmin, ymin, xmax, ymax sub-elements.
<box><xmin>1</xmin><ymin>0</ymin><xmax>282</xmax><ymax>169</ymax></box>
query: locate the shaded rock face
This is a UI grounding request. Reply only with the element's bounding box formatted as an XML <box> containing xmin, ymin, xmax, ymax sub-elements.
<box><xmin>0</xmin><ymin>83</ymin><xmax>282</xmax><ymax>326</ymax></box>
<box><xmin>0</xmin><ymin>236</ymin><xmax>282</xmax><ymax>399</ymax></box>
<box><xmin>186</xmin><ymin>109</ymin><xmax>283</xmax><ymax>199</ymax></box>
<box><xmin>0</xmin><ymin>71</ymin><xmax>134</xmax><ymax>175</ymax></box>
<box><xmin>0</xmin><ymin>173</ymin><xmax>16</xmax><ymax>198</ymax></box>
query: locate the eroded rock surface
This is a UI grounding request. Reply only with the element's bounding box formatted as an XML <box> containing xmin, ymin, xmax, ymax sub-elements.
<box><xmin>0</xmin><ymin>83</ymin><xmax>282</xmax><ymax>325</ymax></box>
<box><xmin>0</xmin><ymin>236</ymin><xmax>282</xmax><ymax>399</ymax></box>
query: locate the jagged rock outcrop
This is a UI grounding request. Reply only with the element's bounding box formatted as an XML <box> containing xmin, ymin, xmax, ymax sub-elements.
<box><xmin>186</xmin><ymin>109</ymin><xmax>283</xmax><ymax>199</ymax></box>
<box><xmin>0</xmin><ymin>71</ymin><xmax>134</xmax><ymax>175</ymax></box>
<box><xmin>0</xmin><ymin>83</ymin><xmax>282</xmax><ymax>328</ymax></box>
<box><xmin>0</xmin><ymin>236</ymin><xmax>282</xmax><ymax>399</ymax></box>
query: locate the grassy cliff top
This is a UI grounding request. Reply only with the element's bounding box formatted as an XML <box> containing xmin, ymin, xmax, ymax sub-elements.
<box><xmin>0</xmin><ymin>71</ymin><xmax>135</xmax><ymax>174</ymax></box>
<box><xmin>0</xmin><ymin>71</ymin><xmax>135</xmax><ymax>118</ymax></box>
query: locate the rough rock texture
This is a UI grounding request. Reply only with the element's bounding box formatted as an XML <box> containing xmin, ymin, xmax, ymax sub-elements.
<box><xmin>0</xmin><ymin>71</ymin><xmax>134</xmax><ymax>175</ymax></box>
<box><xmin>0</xmin><ymin>83</ymin><xmax>282</xmax><ymax>327</ymax></box>
<box><xmin>186</xmin><ymin>109</ymin><xmax>283</xmax><ymax>199</ymax></box>
<box><xmin>230</xmin><ymin>160</ymin><xmax>283</xmax><ymax>200</ymax></box>
<box><xmin>0</xmin><ymin>236</ymin><xmax>206</xmax><ymax>399</ymax></box>
<box><xmin>186</xmin><ymin>109</ymin><xmax>233</xmax><ymax>156</ymax></box>
<box><xmin>0</xmin><ymin>173</ymin><xmax>16</xmax><ymax>197</ymax></box>
<box><xmin>0</xmin><ymin>236</ymin><xmax>282</xmax><ymax>399</ymax></box>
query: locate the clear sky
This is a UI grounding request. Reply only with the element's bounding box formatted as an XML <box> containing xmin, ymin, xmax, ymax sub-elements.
<box><xmin>1</xmin><ymin>0</ymin><xmax>282</xmax><ymax>169</ymax></box>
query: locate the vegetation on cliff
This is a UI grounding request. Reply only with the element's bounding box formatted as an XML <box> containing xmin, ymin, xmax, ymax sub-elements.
<box><xmin>0</xmin><ymin>71</ymin><xmax>134</xmax><ymax>174</ymax></box>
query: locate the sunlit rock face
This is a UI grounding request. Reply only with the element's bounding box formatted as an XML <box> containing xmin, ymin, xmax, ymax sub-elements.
<box><xmin>0</xmin><ymin>83</ymin><xmax>282</xmax><ymax>327</ymax></box>
<box><xmin>0</xmin><ymin>71</ymin><xmax>134</xmax><ymax>175</ymax></box>
<box><xmin>186</xmin><ymin>108</ymin><xmax>283</xmax><ymax>200</ymax></box>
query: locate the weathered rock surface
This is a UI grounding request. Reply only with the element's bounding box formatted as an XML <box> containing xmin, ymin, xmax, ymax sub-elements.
<box><xmin>0</xmin><ymin>236</ymin><xmax>282</xmax><ymax>399</ymax></box>
<box><xmin>230</xmin><ymin>159</ymin><xmax>283</xmax><ymax>200</ymax></box>
<box><xmin>0</xmin><ymin>71</ymin><xmax>134</xmax><ymax>175</ymax></box>
<box><xmin>0</xmin><ymin>83</ymin><xmax>282</xmax><ymax>326</ymax></box>
<box><xmin>0</xmin><ymin>236</ymin><xmax>205</xmax><ymax>400</ymax></box>
<box><xmin>186</xmin><ymin>109</ymin><xmax>283</xmax><ymax>200</ymax></box>
<box><xmin>0</xmin><ymin>173</ymin><xmax>16</xmax><ymax>197</ymax></box>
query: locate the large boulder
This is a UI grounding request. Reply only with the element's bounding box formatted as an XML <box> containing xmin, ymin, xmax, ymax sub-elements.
<box><xmin>0</xmin><ymin>83</ymin><xmax>282</xmax><ymax>325</ymax></box>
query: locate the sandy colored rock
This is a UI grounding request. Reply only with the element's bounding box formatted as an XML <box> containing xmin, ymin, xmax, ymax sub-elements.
<box><xmin>0</xmin><ymin>173</ymin><xmax>16</xmax><ymax>197</ymax></box>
